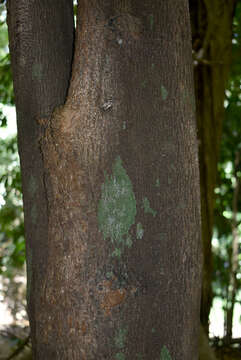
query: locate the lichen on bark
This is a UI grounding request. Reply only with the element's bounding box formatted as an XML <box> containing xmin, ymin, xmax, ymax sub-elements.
<box><xmin>98</xmin><ymin>156</ymin><xmax>136</xmax><ymax>256</ymax></box>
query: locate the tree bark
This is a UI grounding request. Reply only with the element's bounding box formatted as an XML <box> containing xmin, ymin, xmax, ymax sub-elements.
<box><xmin>189</xmin><ymin>0</ymin><xmax>236</xmax><ymax>332</ymax></box>
<box><xmin>8</xmin><ymin>1</ymin><xmax>202</xmax><ymax>359</ymax></box>
<box><xmin>7</xmin><ymin>0</ymin><xmax>75</xmax><ymax>354</ymax></box>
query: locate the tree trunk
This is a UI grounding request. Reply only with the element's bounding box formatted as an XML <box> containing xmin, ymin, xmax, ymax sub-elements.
<box><xmin>199</xmin><ymin>325</ymin><xmax>217</xmax><ymax>360</ymax></box>
<box><xmin>6</xmin><ymin>0</ymin><xmax>75</xmax><ymax>353</ymax></box>
<box><xmin>8</xmin><ymin>1</ymin><xmax>202</xmax><ymax>359</ymax></box>
<box><xmin>189</xmin><ymin>0</ymin><xmax>236</xmax><ymax>332</ymax></box>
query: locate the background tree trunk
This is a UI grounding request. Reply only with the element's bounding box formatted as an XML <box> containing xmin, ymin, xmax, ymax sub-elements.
<box><xmin>189</xmin><ymin>0</ymin><xmax>236</xmax><ymax>332</ymax></box>
<box><xmin>8</xmin><ymin>1</ymin><xmax>202</xmax><ymax>359</ymax></box>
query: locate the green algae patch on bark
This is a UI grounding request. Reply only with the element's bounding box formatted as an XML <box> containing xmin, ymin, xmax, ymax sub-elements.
<box><xmin>161</xmin><ymin>85</ymin><xmax>168</xmax><ymax>100</ymax></box>
<box><xmin>98</xmin><ymin>156</ymin><xmax>137</xmax><ymax>256</ymax></box>
<box><xmin>115</xmin><ymin>353</ymin><xmax>126</xmax><ymax>360</ymax></box>
<box><xmin>136</xmin><ymin>222</ymin><xmax>144</xmax><ymax>239</ymax></box>
<box><xmin>160</xmin><ymin>346</ymin><xmax>172</xmax><ymax>360</ymax></box>
<box><xmin>142</xmin><ymin>197</ymin><xmax>157</xmax><ymax>217</ymax></box>
<box><xmin>150</xmin><ymin>14</ymin><xmax>154</xmax><ymax>31</ymax></box>
<box><xmin>114</xmin><ymin>326</ymin><xmax>128</xmax><ymax>349</ymax></box>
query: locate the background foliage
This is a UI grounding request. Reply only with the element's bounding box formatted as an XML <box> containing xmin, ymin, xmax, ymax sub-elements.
<box><xmin>0</xmin><ymin>3</ymin><xmax>24</xmax><ymax>280</ymax></box>
<box><xmin>212</xmin><ymin>1</ymin><xmax>241</xmax><ymax>341</ymax></box>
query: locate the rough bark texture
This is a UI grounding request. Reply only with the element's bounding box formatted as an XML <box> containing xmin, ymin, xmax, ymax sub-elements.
<box><xmin>6</xmin><ymin>0</ymin><xmax>74</xmax><ymax>352</ymax></box>
<box><xmin>8</xmin><ymin>1</ymin><xmax>201</xmax><ymax>359</ymax></box>
<box><xmin>189</xmin><ymin>0</ymin><xmax>236</xmax><ymax>331</ymax></box>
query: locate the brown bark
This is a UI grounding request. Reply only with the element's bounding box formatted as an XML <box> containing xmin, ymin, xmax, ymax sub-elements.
<box><xmin>189</xmin><ymin>0</ymin><xmax>236</xmax><ymax>331</ymax></box>
<box><xmin>8</xmin><ymin>1</ymin><xmax>202</xmax><ymax>359</ymax></box>
<box><xmin>6</xmin><ymin>0</ymin><xmax>75</xmax><ymax>352</ymax></box>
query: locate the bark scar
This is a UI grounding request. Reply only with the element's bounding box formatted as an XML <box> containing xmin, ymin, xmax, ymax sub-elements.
<box><xmin>99</xmin><ymin>278</ymin><xmax>127</xmax><ymax>316</ymax></box>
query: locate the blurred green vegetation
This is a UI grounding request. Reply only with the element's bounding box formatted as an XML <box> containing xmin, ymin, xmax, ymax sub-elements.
<box><xmin>0</xmin><ymin>136</ymin><xmax>24</xmax><ymax>276</ymax></box>
<box><xmin>212</xmin><ymin>2</ymin><xmax>241</xmax><ymax>341</ymax></box>
<box><xmin>0</xmin><ymin>4</ymin><xmax>23</xmax><ymax>282</ymax></box>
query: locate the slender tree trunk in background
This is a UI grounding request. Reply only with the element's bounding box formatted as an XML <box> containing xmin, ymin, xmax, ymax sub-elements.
<box><xmin>189</xmin><ymin>0</ymin><xmax>236</xmax><ymax>332</ymax></box>
<box><xmin>199</xmin><ymin>325</ymin><xmax>217</xmax><ymax>360</ymax></box>
<box><xmin>8</xmin><ymin>1</ymin><xmax>202</xmax><ymax>359</ymax></box>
